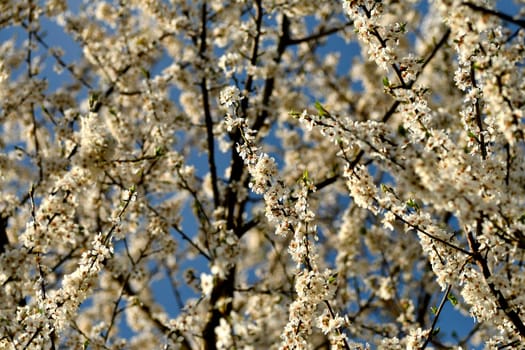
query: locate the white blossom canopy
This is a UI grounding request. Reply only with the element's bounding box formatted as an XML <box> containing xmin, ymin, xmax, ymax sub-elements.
<box><xmin>0</xmin><ymin>0</ymin><xmax>524</xmax><ymax>349</ymax></box>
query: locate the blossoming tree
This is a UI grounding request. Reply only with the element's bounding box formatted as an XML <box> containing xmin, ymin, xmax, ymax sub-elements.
<box><xmin>1</xmin><ymin>0</ymin><xmax>524</xmax><ymax>348</ymax></box>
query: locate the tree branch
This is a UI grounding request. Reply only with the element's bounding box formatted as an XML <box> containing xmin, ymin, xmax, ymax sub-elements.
<box><xmin>467</xmin><ymin>218</ymin><xmax>525</xmax><ymax>338</ymax></box>
<box><xmin>199</xmin><ymin>1</ymin><xmax>221</xmax><ymax>209</ymax></box>
<box><xmin>462</xmin><ymin>2</ymin><xmax>525</xmax><ymax>28</ymax></box>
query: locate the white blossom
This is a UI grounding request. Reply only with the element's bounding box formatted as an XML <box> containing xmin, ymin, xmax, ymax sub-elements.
<box><xmin>1</xmin><ymin>0</ymin><xmax>524</xmax><ymax>348</ymax></box>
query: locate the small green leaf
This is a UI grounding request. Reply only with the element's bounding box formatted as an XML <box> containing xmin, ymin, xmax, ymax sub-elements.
<box><xmin>448</xmin><ymin>293</ymin><xmax>458</xmax><ymax>306</ymax></box>
<box><xmin>406</xmin><ymin>198</ymin><xmax>419</xmax><ymax>211</ymax></box>
<box><xmin>467</xmin><ymin>131</ymin><xmax>478</xmax><ymax>139</ymax></box>
<box><xmin>398</xmin><ymin>124</ymin><xmax>407</xmax><ymax>137</ymax></box>
<box><xmin>88</xmin><ymin>91</ymin><xmax>100</xmax><ymax>112</ymax></box>
<box><xmin>314</xmin><ymin>101</ymin><xmax>330</xmax><ymax>117</ymax></box>
<box><xmin>155</xmin><ymin>146</ymin><xmax>165</xmax><ymax>156</ymax></box>
<box><xmin>289</xmin><ymin>110</ymin><xmax>300</xmax><ymax>117</ymax></box>
<box><xmin>141</xmin><ymin>67</ymin><xmax>150</xmax><ymax>79</ymax></box>
<box><xmin>431</xmin><ymin>306</ymin><xmax>438</xmax><ymax>314</ymax></box>
<box><xmin>382</xmin><ymin>76</ymin><xmax>390</xmax><ymax>87</ymax></box>
<box><xmin>432</xmin><ymin>327</ymin><xmax>440</xmax><ymax>336</ymax></box>
<box><xmin>381</xmin><ymin>184</ymin><xmax>394</xmax><ymax>194</ymax></box>
<box><xmin>328</xmin><ymin>273</ymin><xmax>338</xmax><ymax>284</ymax></box>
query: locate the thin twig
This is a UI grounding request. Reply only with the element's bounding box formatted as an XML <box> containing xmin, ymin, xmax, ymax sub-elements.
<box><xmin>421</xmin><ymin>284</ymin><xmax>451</xmax><ymax>349</ymax></box>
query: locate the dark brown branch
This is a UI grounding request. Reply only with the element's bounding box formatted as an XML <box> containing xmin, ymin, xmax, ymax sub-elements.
<box><xmin>421</xmin><ymin>284</ymin><xmax>451</xmax><ymax>349</ymax></box>
<box><xmin>391</xmin><ymin>210</ymin><xmax>473</xmax><ymax>256</ymax></box>
<box><xmin>20</xmin><ymin>21</ymin><xmax>93</xmax><ymax>90</ymax></box>
<box><xmin>115</xmin><ymin>273</ymin><xmax>193</xmax><ymax>349</ymax></box>
<box><xmin>199</xmin><ymin>2</ymin><xmax>221</xmax><ymax>209</ymax></box>
<box><xmin>462</xmin><ymin>2</ymin><xmax>525</xmax><ymax>28</ymax></box>
<box><xmin>420</xmin><ymin>28</ymin><xmax>451</xmax><ymax>72</ymax></box>
<box><xmin>469</xmin><ymin>62</ymin><xmax>487</xmax><ymax>159</ymax></box>
<box><xmin>286</xmin><ymin>21</ymin><xmax>353</xmax><ymax>46</ymax></box>
<box><xmin>145</xmin><ymin>203</ymin><xmax>211</xmax><ymax>261</ymax></box>
<box><xmin>223</xmin><ymin>0</ymin><xmax>266</xmax><ymax>235</ymax></box>
<box><xmin>231</xmin><ymin>13</ymin><xmax>290</xmax><ymax>233</ymax></box>
<box><xmin>345</xmin><ymin>28</ymin><xmax>451</xmax><ymax>170</ymax></box>
<box><xmin>467</xmin><ymin>219</ymin><xmax>525</xmax><ymax>338</ymax></box>
<box><xmin>0</xmin><ymin>214</ymin><xmax>9</xmax><ymax>254</ymax></box>
<box><xmin>104</xmin><ymin>236</ymin><xmax>155</xmax><ymax>344</ymax></box>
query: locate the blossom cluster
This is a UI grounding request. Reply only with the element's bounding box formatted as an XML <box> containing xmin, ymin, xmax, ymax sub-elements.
<box><xmin>1</xmin><ymin>0</ymin><xmax>524</xmax><ymax>349</ymax></box>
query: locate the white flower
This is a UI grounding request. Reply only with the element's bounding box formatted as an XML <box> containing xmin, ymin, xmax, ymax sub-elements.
<box><xmin>406</xmin><ymin>328</ymin><xmax>430</xmax><ymax>350</ymax></box>
<box><xmin>200</xmin><ymin>273</ymin><xmax>214</xmax><ymax>298</ymax></box>
<box><xmin>219</xmin><ymin>86</ymin><xmax>243</xmax><ymax>108</ymax></box>
<box><xmin>218</xmin><ymin>52</ymin><xmax>241</xmax><ymax>76</ymax></box>
<box><xmin>215</xmin><ymin>318</ymin><xmax>233</xmax><ymax>349</ymax></box>
<box><xmin>378</xmin><ymin>277</ymin><xmax>394</xmax><ymax>300</ymax></box>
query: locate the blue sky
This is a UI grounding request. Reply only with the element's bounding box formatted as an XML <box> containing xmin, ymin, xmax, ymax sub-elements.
<box><xmin>0</xmin><ymin>1</ymin><xmax>522</xmax><ymax>347</ymax></box>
